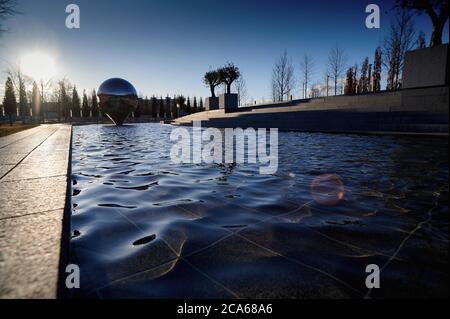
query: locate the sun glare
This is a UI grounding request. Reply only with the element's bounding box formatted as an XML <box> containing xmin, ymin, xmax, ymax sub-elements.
<box><xmin>20</xmin><ymin>52</ymin><xmax>57</xmax><ymax>81</ymax></box>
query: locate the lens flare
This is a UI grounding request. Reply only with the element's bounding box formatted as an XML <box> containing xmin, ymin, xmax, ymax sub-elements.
<box><xmin>310</xmin><ymin>174</ymin><xmax>345</xmax><ymax>206</ymax></box>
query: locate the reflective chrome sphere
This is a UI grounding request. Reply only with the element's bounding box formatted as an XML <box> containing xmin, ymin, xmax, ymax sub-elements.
<box><xmin>97</xmin><ymin>78</ymin><xmax>138</xmax><ymax>125</ymax></box>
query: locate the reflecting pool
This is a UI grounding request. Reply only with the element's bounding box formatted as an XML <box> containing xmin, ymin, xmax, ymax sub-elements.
<box><xmin>70</xmin><ymin>123</ymin><xmax>448</xmax><ymax>298</ymax></box>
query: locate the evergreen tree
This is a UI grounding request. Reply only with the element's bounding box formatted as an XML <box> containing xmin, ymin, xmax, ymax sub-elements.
<box><xmin>344</xmin><ymin>68</ymin><xmax>354</xmax><ymax>95</ymax></box>
<box><xmin>58</xmin><ymin>81</ymin><xmax>70</xmax><ymax>122</ymax></box>
<box><xmin>91</xmin><ymin>89</ymin><xmax>99</xmax><ymax>117</ymax></box>
<box><xmin>175</xmin><ymin>95</ymin><xmax>186</xmax><ymax>114</ymax></box>
<box><xmin>31</xmin><ymin>82</ymin><xmax>41</xmax><ymax>121</ymax></box>
<box><xmin>373</xmin><ymin>47</ymin><xmax>382</xmax><ymax>92</ymax></box>
<box><xmin>165</xmin><ymin>95</ymin><xmax>171</xmax><ymax>118</ymax></box>
<box><xmin>3</xmin><ymin>77</ymin><xmax>17</xmax><ymax>125</ymax></box>
<box><xmin>82</xmin><ymin>90</ymin><xmax>89</xmax><ymax>118</ymax></box>
<box><xmin>193</xmin><ymin>96</ymin><xmax>198</xmax><ymax>113</ymax></box>
<box><xmin>359</xmin><ymin>57</ymin><xmax>369</xmax><ymax>93</ymax></box>
<box><xmin>199</xmin><ymin>97</ymin><xmax>204</xmax><ymax>111</ymax></box>
<box><xmin>159</xmin><ymin>97</ymin><xmax>165</xmax><ymax>118</ymax></box>
<box><xmin>18</xmin><ymin>76</ymin><xmax>28</xmax><ymax>122</ymax></box>
<box><xmin>171</xmin><ymin>95</ymin><xmax>178</xmax><ymax>118</ymax></box>
<box><xmin>186</xmin><ymin>97</ymin><xmax>191</xmax><ymax>114</ymax></box>
<box><xmin>72</xmin><ymin>86</ymin><xmax>81</xmax><ymax>118</ymax></box>
<box><xmin>151</xmin><ymin>95</ymin><xmax>157</xmax><ymax>118</ymax></box>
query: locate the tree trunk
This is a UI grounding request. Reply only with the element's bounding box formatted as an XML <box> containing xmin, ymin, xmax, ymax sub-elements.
<box><xmin>430</xmin><ymin>20</ymin><xmax>444</xmax><ymax>47</ymax></box>
<box><xmin>226</xmin><ymin>83</ymin><xmax>231</xmax><ymax>94</ymax></box>
<box><xmin>210</xmin><ymin>86</ymin><xmax>215</xmax><ymax>98</ymax></box>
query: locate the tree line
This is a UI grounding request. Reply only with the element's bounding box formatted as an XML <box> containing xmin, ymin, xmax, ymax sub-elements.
<box><xmin>137</xmin><ymin>95</ymin><xmax>205</xmax><ymax>118</ymax></box>
<box><xmin>0</xmin><ymin>73</ymin><xmax>101</xmax><ymax>125</ymax></box>
<box><xmin>1</xmin><ymin>74</ymin><xmax>210</xmax><ymax>124</ymax></box>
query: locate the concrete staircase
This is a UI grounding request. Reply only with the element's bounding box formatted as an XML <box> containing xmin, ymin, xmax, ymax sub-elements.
<box><xmin>170</xmin><ymin>88</ymin><xmax>449</xmax><ymax>135</ymax></box>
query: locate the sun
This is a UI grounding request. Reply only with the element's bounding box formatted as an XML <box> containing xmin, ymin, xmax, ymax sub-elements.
<box><xmin>20</xmin><ymin>52</ymin><xmax>57</xmax><ymax>81</ymax></box>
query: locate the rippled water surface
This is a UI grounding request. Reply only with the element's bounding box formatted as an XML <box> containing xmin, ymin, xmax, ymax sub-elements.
<box><xmin>70</xmin><ymin>123</ymin><xmax>448</xmax><ymax>298</ymax></box>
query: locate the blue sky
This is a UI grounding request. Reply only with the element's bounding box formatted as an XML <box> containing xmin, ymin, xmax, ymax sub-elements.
<box><xmin>0</xmin><ymin>0</ymin><xmax>448</xmax><ymax>101</ymax></box>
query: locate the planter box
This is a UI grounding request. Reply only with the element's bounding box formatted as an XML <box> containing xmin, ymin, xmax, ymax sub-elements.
<box><xmin>219</xmin><ymin>93</ymin><xmax>238</xmax><ymax>113</ymax></box>
<box><xmin>403</xmin><ymin>44</ymin><xmax>449</xmax><ymax>89</ymax></box>
<box><xmin>205</xmin><ymin>97</ymin><xmax>219</xmax><ymax>110</ymax></box>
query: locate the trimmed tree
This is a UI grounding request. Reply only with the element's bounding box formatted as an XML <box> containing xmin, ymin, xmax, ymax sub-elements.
<box><xmin>219</xmin><ymin>62</ymin><xmax>240</xmax><ymax>94</ymax></box>
<box><xmin>203</xmin><ymin>70</ymin><xmax>221</xmax><ymax>97</ymax></box>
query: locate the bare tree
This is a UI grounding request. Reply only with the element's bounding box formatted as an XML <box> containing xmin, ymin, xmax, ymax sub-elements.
<box><xmin>310</xmin><ymin>82</ymin><xmax>321</xmax><ymax>98</ymax></box>
<box><xmin>233</xmin><ymin>75</ymin><xmax>248</xmax><ymax>106</ymax></box>
<box><xmin>384</xmin><ymin>9</ymin><xmax>416</xmax><ymax>90</ymax></box>
<box><xmin>373</xmin><ymin>47</ymin><xmax>382</xmax><ymax>92</ymax></box>
<box><xmin>0</xmin><ymin>0</ymin><xmax>17</xmax><ymax>36</ymax></box>
<box><xmin>397</xmin><ymin>0</ymin><xmax>449</xmax><ymax>47</ymax></box>
<box><xmin>352</xmin><ymin>64</ymin><xmax>359</xmax><ymax>93</ymax></box>
<box><xmin>271</xmin><ymin>51</ymin><xmax>295</xmax><ymax>102</ymax></box>
<box><xmin>300</xmin><ymin>54</ymin><xmax>314</xmax><ymax>98</ymax></box>
<box><xmin>328</xmin><ymin>44</ymin><xmax>347</xmax><ymax>96</ymax></box>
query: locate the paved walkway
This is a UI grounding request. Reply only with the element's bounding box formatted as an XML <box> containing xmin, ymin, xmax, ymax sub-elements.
<box><xmin>0</xmin><ymin>124</ymin><xmax>72</xmax><ymax>298</ymax></box>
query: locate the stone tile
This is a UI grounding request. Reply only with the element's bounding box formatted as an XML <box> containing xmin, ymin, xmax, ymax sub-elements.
<box><xmin>0</xmin><ymin>165</ymin><xmax>14</xmax><ymax>178</ymax></box>
<box><xmin>0</xmin><ymin>154</ymin><xmax>26</xmax><ymax>165</ymax></box>
<box><xmin>0</xmin><ymin>126</ymin><xmax>44</xmax><ymax>148</ymax></box>
<box><xmin>184</xmin><ymin>235</ymin><xmax>357</xmax><ymax>298</ymax></box>
<box><xmin>0</xmin><ymin>124</ymin><xmax>71</xmax><ymax>299</ymax></box>
<box><xmin>96</xmin><ymin>259</ymin><xmax>233</xmax><ymax>299</ymax></box>
<box><xmin>0</xmin><ymin>209</ymin><xmax>64</xmax><ymax>298</ymax></box>
<box><xmin>2</xmin><ymin>160</ymin><xmax>68</xmax><ymax>181</ymax></box>
<box><xmin>0</xmin><ymin>128</ymin><xmax>58</xmax><ymax>154</ymax></box>
<box><xmin>0</xmin><ymin>176</ymin><xmax>67</xmax><ymax>219</ymax></box>
<box><xmin>23</xmin><ymin>150</ymin><xmax>69</xmax><ymax>163</ymax></box>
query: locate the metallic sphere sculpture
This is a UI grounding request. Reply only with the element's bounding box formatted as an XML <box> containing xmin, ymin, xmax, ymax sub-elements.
<box><xmin>97</xmin><ymin>78</ymin><xmax>138</xmax><ymax>125</ymax></box>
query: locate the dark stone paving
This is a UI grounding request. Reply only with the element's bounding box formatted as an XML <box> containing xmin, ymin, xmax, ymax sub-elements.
<box><xmin>0</xmin><ymin>124</ymin><xmax>71</xmax><ymax>298</ymax></box>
